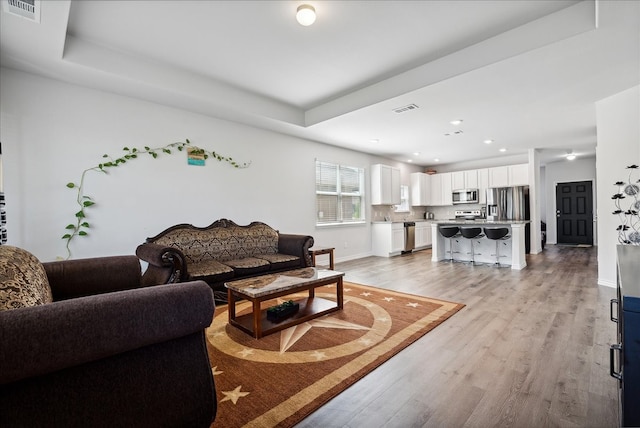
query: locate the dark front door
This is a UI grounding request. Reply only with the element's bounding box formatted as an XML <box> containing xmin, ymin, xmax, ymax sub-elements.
<box><xmin>556</xmin><ymin>181</ymin><xmax>593</xmax><ymax>245</ymax></box>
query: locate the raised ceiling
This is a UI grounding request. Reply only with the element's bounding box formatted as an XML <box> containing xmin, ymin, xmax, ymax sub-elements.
<box><xmin>1</xmin><ymin>0</ymin><xmax>638</xmax><ymax>166</ymax></box>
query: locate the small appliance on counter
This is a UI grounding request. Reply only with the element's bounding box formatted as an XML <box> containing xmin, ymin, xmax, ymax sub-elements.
<box><xmin>425</xmin><ymin>211</ymin><xmax>435</xmax><ymax>220</ymax></box>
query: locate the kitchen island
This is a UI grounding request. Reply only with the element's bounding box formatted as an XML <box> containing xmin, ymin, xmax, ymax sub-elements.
<box><xmin>430</xmin><ymin>220</ymin><xmax>529</xmax><ymax>270</ymax></box>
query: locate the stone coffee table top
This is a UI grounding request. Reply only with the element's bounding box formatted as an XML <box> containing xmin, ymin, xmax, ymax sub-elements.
<box><xmin>225</xmin><ymin>267</ymin><xmax>344</xmax><ymax>298</ymax></box>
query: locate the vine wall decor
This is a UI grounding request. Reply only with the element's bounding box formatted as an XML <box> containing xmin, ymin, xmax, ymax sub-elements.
<box><xmin>613</xmin><ymin>164</ymin><xmax>640</xmax><ymax>245</ymax></box>
<box><xmin>62</xmin><ymin>139</ymin><xmax>250</xmax><ymax>259</ymax></box>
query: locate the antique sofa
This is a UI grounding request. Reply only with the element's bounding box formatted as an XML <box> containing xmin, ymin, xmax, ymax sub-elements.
<box><xmin>136</xmin><ymin>219</ymin><xmax>314</xmax><ymax>302</ymax></box>
<box><xmin>0</xmin><ymin>246</ymin><xmax>217</xmax><ymax>428</ymax></box>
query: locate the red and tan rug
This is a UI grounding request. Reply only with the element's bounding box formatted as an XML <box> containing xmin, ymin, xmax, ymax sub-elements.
<box><xmin>206</xmin><ymin>282</ymin><xmax>464</xmax><ymax>427</ymax></box>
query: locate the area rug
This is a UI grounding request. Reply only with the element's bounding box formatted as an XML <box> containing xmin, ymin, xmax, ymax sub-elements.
<box><xmin>206</xmin><ymin>282</ymin><xmax>464</xmax><ymax>427</ymax></box>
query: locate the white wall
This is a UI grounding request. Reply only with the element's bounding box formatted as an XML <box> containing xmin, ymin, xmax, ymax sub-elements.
<box><xmin>595</xmin><ymin>85</ymin><xmax>640</xmax><ymax>287</ymax></box>
<box><xmin>544</xmin><ymin>157</ymin><xmax>597</xmax><ymax>244</ymax></box>
<box><xmin>0</xmin><ymin>68</ymin><xmax>422</xmax><ymax>262</ymax></box>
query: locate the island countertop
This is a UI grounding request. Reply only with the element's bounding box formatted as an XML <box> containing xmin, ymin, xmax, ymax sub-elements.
<box><xmin>431</xmin><ymin>219</ymin><xmax>530</xmax><ymax>225</ymax></box>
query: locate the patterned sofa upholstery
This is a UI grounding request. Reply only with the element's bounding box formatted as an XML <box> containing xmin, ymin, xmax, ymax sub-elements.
<box><xmin>136</xmin><ymin>219</ymin><xmax>314</xmax><ymax>302</ymax></box>
<box><xmin>0</xmin><ymin>245</ymin><xmax>217</xmax><ymax>427</ymax></box>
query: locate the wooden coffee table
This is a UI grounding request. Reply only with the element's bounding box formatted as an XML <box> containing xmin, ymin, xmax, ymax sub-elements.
<box><xmin>225</xmin><ymin>267</ymin><xmax>345</xmax><ymax>339</ymax></box>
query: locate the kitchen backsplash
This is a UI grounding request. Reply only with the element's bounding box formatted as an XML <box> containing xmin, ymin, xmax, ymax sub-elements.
<box><xmin>371</xmin><ymin>204</ymin><xmax>485</xmax><ymax>221</ymax></box>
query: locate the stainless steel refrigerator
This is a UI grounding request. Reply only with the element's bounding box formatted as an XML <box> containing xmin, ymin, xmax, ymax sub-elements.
<box><xmin>486</xmin><ymin>186</ymin><xmax>530</xmax><ymax>252</ymax></box>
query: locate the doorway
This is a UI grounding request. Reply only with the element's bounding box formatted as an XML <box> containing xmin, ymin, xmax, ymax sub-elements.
<box><xmin>556</xmin><ymin>180</ymin><xmax>593</xmax><ymax>245</ymax></box>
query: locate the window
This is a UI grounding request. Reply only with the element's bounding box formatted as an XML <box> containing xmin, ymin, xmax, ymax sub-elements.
<box><xmin>395</xmin><ymin>185</ymin><xmax>409</xmax><ymax>212</ymax></box>
<box><xmin>316</xmin><ymin>160</ymin><xmax>365</xmax><ymax>225</ymax></box>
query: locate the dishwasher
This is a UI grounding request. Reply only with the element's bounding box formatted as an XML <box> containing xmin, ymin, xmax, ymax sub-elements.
<box><xmin>403</xmin><ymin>221</ymin><xmax>415</xmax><ymax>253</ymax></box>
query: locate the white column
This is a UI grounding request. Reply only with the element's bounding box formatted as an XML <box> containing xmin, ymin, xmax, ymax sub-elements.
<box><xmin>510</xmin><ymin>223</ymin><xmax>527</xmax><ymax>270</ymax></box>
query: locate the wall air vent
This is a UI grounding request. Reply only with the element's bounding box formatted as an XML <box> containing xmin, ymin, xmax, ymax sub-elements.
<box><xmin>2</xmin><ymin>0</ymin><xmax>40</xmax><ymax>23</ymax></box>
<box><xmin>392</xmin><ymin>104</ymin><xmax>419</xmax><ymax>114</ymax></box>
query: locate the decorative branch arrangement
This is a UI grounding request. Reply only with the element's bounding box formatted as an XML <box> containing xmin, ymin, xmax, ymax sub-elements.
<box><xmin>613</xmin><ymin>164</ymin><xmax>640</xmax><ymax>245</ymax></box>
<box><xmin>62</xmin><ymin>139</ymin><xmax>250</xmax><ymax>259</ymax></box>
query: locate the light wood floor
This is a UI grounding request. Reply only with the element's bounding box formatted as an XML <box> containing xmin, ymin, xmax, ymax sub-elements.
<box><xmin>297</xmin><ymin>245</ymin><xmax>618</xmax><ymax>428</ymax></box>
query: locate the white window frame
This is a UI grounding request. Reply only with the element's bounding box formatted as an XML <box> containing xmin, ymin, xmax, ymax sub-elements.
<box><xmin>315</xmin><ymin>160</ymin><xmax>366</xmax><ymax>226</ymax></box>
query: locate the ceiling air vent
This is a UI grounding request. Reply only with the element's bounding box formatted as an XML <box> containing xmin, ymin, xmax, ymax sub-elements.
<box><xmin>392</xmin><ymin>104</ymin><xmax>419</xmax><ymax>114</ymax></box>
<box><xmin>2</xmin><ymin>0</ymin><xmax>40</xmax><ymax>23</ymax></box>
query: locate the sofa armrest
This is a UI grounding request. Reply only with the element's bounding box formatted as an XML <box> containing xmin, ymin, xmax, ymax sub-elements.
<box><xmin>0</xmin><ymin>281</ymin><xmax>214</xmax><ymax>384</ymax></box>
<box><xmin>136</xmin><ymin>243</ymin><xmax>187</xmax><ymax>286</ymax></box>
<box><xmin>43</xmin><ymin>255</ymin><xmax>143</xmax><ymax>301</ymax></box>
<box><xmin>278</xmin><ymin>234</ymin><xmax>314</xmax><ymax>266</ymax></box>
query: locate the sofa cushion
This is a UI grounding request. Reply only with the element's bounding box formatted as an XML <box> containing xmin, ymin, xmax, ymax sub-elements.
<box><xmin>0</xmin><ymin>246</ymin><xmax>53</xmax><ymax>311</ymax></box>
<box><xmin>221</xmin><ymin>257</ymin><xmax>270</xmax><ymax>276</ymax></box>
<box><xmin>256</xmin><ymin>253</ymin><xmax>301</xmax><ymax>271</ymax></box>
<box><xmin>187</xmin><ymin>259</ymin><xmax>235</xmax><ymax>284</ymax></box>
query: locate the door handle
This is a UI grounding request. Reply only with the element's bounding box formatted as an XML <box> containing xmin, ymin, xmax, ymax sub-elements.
<box><xmin>610</xmin><ymin>299</ymin><xmax>619</xmax><ymax>323</ymax></box>
<box><xmin>610</xmin><ymin>343</ymin><xmax>622</xmax><ymax>380</ymax></box>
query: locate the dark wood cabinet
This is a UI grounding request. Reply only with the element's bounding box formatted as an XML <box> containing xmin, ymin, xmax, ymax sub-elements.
<box><xmin>611</xmin><ymin>245</ymin><xmax>640</xmax><ymax>427</ymax></box>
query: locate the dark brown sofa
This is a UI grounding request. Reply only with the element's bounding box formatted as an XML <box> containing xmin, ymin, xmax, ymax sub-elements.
<box><xmin>136</xmin><ymin>219</ymin><xmax>314</xmax><ymax>302</ymax></box>
<box><xmin>0</xmin><ymin>246</ymin><xmax>217</xmax><ymax>428</ymax></box>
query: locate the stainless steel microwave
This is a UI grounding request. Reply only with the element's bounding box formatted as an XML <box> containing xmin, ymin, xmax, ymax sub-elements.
<box><xmin>452</xmin><ymin>188</ymin><xmax>479</xmax><ymax>204</ymax></box>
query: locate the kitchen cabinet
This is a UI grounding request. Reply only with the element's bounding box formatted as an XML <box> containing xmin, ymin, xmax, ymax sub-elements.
<box><xmin>488</xmin><ymin>164</ymin><xmax>529</xmax><ymax>188</ymax></box>
<box><xmin>478</xmin><ymin>168</ymin><xmax>489</xmax><ymax>204</ymax></box>
<box><xmin>371</xmin><ymin>164</ymin><xmax>401</xmax><ymax>205</ymax></box>
<box><xmin>428</xmin><ymin>172</ymin><xmax>453</xmax><ymax>206</ymax></box>
<box><xmin>410</xmin><ymin>172</ymin><xmax>430</xmax><ymax>206</ymax></box>
<box><xmin>488</xmin><ymin>166</ymin><xmax>509</xmax><ymax>188</ymax></box>
<box><xmin>415</xmin><ymin>221</ymin><xmax>432</xmax><ymax>249</ymax></box>
<box><xmin>508</xmin><ymin>163</ymin><xmax>529</xmax><ymax>186</ymax></box>
<box><xmin>452</xmin><ymin>170</ymin><xmax>478</xmax><ymax>190</ymax></box>
<box><xmin>372</xmin><ymin>222</ymin><xmax>404</xmax><ymax>257</ymax></box>
<box><xmin>611</xmin><ymin>245</ymin><xmax>640</xmax><ymax>427</ymax></box>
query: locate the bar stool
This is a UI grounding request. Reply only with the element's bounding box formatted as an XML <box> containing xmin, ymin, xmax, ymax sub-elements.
<box><xmin>438</xmin><ymin>226</ymin><xmax>460</xmax><ymax>262</ymax></box>
<box><xmin>484</xmin><ymin>227</ymin><xmax>510</xmax><ymax>267</ymax></box>
<box><xmin>460</xmin><ymin>227</ymin><xmax>483</xmax><ymax>265</ymax></box>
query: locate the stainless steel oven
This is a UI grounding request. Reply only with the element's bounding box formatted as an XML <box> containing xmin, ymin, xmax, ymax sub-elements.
<box><xmin>452</xmin><ymin>188</ymin><xmax>478</xmax><ymax>205</ymax></box>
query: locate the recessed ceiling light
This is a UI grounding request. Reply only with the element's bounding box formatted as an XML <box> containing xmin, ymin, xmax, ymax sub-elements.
<box><xmin>407</xmin><ymin>159</ymin><xmax>413</xmax><ymax>163</ymax></box>
<box><xmin>566</xmin><ymin>154</ymin><xmax>576</xmax><ymax>160</ymax></box>
<box><xmin>450</xmin><ymin>119</ymin><xmax>463</xmax><ymax>126</ymax></box>
<box><xmin>434</xmin><ymin>158</ymin><xmax>440</xmax><ymax>162</ymax></box>
<box><xmin>369</xmin><ymin>139</ymin><xmax>379</xmax><ymax>144</ymax></box>
<box><xmin>483</xmin><ymin>139</ymin><xmax>493</xmax><ymax>144</ymax></box>
<box><xmin>499</xmin><ymin>148</ymin><xmax>507</xmax><ymax>152</ymax></box>
<box><xmin>413</xmin><ymin>152</ymin><xmax>421</xmax><ymax>156</ymax></box>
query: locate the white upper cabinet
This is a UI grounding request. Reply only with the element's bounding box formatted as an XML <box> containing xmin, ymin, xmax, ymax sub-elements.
<box><xmin>428</xmin><ymin>172</ymin><xmax>453</xmax><ymax>206</ymax></box>
<box><xmin>488</xmin><ymin>166</ymin><xmax>509</xmax><ymax>188</ymax></box>
<box><xmin>371</xmin><ymin>164</ymin><xmax>401</xmax><ymax>205</ymax></box>
<box><xmin>478</xmin><ymin>168</ymin><xmax>489</xmax><ymax>204</ymax></box>
<box><xmin>508</xmin><ymin>163</ymin><xmax>529</xmax><ymax>186</ymax></box>
<box><xmin>488</xmin><ymin>164</ymin><xmax>529</xmax><ymax>188</ymax></box>
<box><xmin>410</xmin><ymin>172</ymin><xmax>430</xmax><ymax>206</ymax></box>
<box><xmin>441</xmin><ymin>172</ymin><xmax>453</xmax><ymax>205</ymax></box>
<box><xmin>452</xmin><ymin>170</ymin><xmax>478</xmax><ymax>190</ymax></box>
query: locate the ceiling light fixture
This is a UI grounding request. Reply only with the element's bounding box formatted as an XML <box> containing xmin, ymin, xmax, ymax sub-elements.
<box><xmin>413</xmin><ymin>152</ymin><xmax>421</xmax><ymax>156</ymax></box>
<box><xmin>296</xmin><ymin>4</ymin><xmax>316</xmax><ymax>26</ymax></box>
<box><xmin>483</xmin><ymin>139</ymin><xmax>493</xmax><ymax>144</ymax></box>
<box><xmin>450</xmin><ymin>119</ymin><xmax>463</xmax><ymax>126</ymax></box>
<box><xmin>499</xmin><ymin>148</ymin><xmax>507</xmax><ymax>152</ymax></box>
<box><xmin>566</xmin><ymin>150</ymin><xmax>576</xmax><ymax>161</ymax></box>
<box><xmin>434</xmin><ymin>158</ymin><xmax>440</xmax><ymax>162</ymax></box>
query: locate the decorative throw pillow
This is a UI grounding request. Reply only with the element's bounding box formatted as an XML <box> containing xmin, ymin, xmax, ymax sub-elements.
<box><xmin>0</xmin><ymin>245</ymin><xmax>53</xmax><ymax>311</ymax></box>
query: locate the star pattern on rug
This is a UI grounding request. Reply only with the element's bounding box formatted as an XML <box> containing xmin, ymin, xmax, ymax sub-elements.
<box><xmin>237</xmin><ymin>348</ymin><xmax>255</xmax><ymax>358</ymax></box>
<box><xmin>212</xmin><ymin>366</ymin><xmax>223</xmax><ymax>376</ymax></box>
<box><xmin>407</xmin><ymin>302</ymin><xmax>421</xmax><ymax>308</ymax></box>
<box><xmin>383</xmin><ymin>297</ymin><xmax>395</xmax><ymax>302</ymax></box>
<box><xmin>220</xmin><ymin>385</ymin><xmax>250</xmax><ymax>404</ymax></box>
<box><xmin>309</xmin><ymin>350</ymin><xmax>328</xmax><ymax>360</ymax></box>
<box><xmin>360</xmin><ymin>291</ymin><xmax>372</xmax><ymax>297</ymax></box>
<box><xmin>279</xmin><ymin>315</ymin><xmax>371</xmax><ymax>353</ymax></box>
